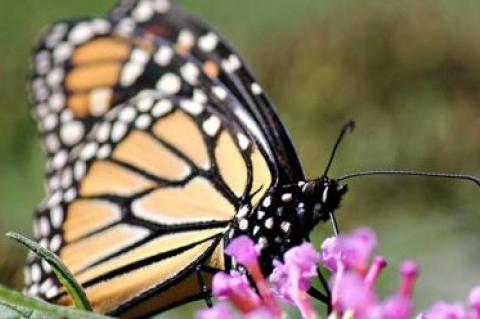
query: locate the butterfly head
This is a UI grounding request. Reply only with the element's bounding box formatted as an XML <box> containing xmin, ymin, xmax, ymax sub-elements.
<box><xmin>300</xmin><ymin>176</ymin><xmax>348</xmax><ymax>229</ymax></box>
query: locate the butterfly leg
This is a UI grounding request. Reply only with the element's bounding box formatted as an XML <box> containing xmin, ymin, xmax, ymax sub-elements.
<box><xmin>310</xmin><ymin>265</ymin><xmax>332</xmax><ymax>313</ymax></box>
<box><xmin>308</xmin><ymin>286</ymin><xmax>329</xmax><ymax>303</ymax></box>
<box><xmin>195</xmin><ymin>264</ymin><xmax>221</xmax><ymax>307</ymax></box>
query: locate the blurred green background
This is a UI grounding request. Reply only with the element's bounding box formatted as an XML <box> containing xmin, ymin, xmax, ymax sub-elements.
<box><xmin>0</xmin><ymin>0</ymin><xmax>479</xmax><ymax>317</ymax></box>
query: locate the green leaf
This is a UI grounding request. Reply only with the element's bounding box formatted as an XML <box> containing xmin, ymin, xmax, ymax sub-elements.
<box><xmin>6</xmin><ymin>232</ymin><xmax>92</xmax><ymax>311</ymax></box>
<box><xmin>0</xmin><ymin>285</ymin><xmax>112</xmax><ymax>319</ymax></box>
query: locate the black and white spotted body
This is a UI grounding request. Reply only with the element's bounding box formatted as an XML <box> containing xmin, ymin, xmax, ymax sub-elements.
<box><xmin>230</xmin><ymin>177</ymin><xmax>348</xmax><ymax>273</ymax></box>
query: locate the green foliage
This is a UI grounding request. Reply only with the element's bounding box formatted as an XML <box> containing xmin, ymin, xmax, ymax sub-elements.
<box><xmin>6</xmin><ymin>233</ymin><xmax>92</xmax><ymax>312</ymax></box>
<box><xmin>0</xmin><ymin>285</ymin><xmax>110</xmax><ymax>319</ymax></box>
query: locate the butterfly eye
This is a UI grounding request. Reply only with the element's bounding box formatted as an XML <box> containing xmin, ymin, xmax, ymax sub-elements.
<box><xmin>337</xmin><ymin>184</ymin><xmax>348</xmax><ymax>195</ymax></box>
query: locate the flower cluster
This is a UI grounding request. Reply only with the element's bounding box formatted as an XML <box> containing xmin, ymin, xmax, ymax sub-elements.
<box><xmin>418</xmin><ymin>287</ymin><xmax>480</xmax><ymax>319</ymax></box>
<box><xmin>322</xmin><ymin>228</ymin><xmax>416</xmax><ymax>319</ymax></box>
<box><xmin>196</xmin><ymin>228</ymin><xmax>480</xmax><ymax>319</ymax></box>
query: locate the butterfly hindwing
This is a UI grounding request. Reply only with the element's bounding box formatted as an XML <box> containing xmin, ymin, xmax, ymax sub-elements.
<box><xmin>26</xmin><ymin>91</ymin><xmax>274</xmax><ymax>315</ymax></box>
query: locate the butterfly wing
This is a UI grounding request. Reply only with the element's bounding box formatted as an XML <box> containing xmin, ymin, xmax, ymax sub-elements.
<box><xmin>27</xmin><ymin>1</ymin><xmax>305</xmax><ymax>315</ymax></box>
<box><xmin>109</xmin><ymin>0</ymin><xmax>305</xmax><ymax>183</ymax></box>
<box><xmin>25</xmin><ymin>91</ymin><xmax>274</xmax><ymax>315</ymax></box>
<box><xmin>31</xmin><ymin>17</ymin><xmax>169</xmax><ymax>173</ymax></box>
<box><xmin>31</xmin><ymin>0</ymin><xmax>304</xmax><ymax>186</ymax></box>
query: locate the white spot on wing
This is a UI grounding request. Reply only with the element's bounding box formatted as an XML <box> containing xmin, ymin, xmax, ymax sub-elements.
<box><xmin>45</xmin><ymin>286</ymin><xmax>59</xmax><ymax>299</ymax></box>
<box><xmin>119</xmin><ymin>106</ymin><xmax>137</xmax><ymax>123</ymax></box>
<box><xmin>40</xmin><ymin>278</ymin><xmax>53</xmax><ymax>293</ymax></box>
<box><xmin>212</xmin><ymin>86</ymin><xmax>227</xmax><ymax>100</ymax></box>
<box><xmin>53</xmin><ymin>42</ymin><xmax>73</xmax><ymax>63</ymax></box>
<box><xmin>154</xmin><ymin>46</ymin><xmax>174</xmax><ymax>66</ymax></box>
<box><xmin>222</xmin><ymin>54</ymin><xmax>241</xmax><ymax>73</ymax></box>
<box><xmin>80</xmin><ymin>142</ymin><xmax>98</xmax><ymax>160</ymax></box>
<box><xmin>131</xmin><ymin>48</ymin><xmax>150</xmax><ymax>64</ymax></box>
<box><xmin>177</xmin><ymin>29</ymin><xmax>195</xmax><ymax>49</ymax></box>
<box><xmin>237</xmin><ymin>133</ymin><xmax>250</xmax><ymax>150</ymax></box>
<box><xmin>121</xmin><ymin>62</ymin><xmax>145</xmax><ymax>86</ymax></box>
<box><xmin>251</xmin><ymin>82</ymin><xmax>263</xmax><ymax>95</ymax></box>
<box><xmin>202</xmin><ymin>116</ymin><xmax>221</xmax><ymax>136</ymax></box>
<box><xmin>137</xmin><ymin>96</ymin><xmax>154</xmax><ymax>112</ymax></box>
<box><xmin>46</xmin><ymin>68</ymin><xmax>64</xmax><ymax>87</ymax></box>
<box><xmin>31</xmin><ymin>264</ymin><xmax>41</xmax><ymax>283</ymax></box>
<box><xmin>152</xmin><ymin>99</ymin><xmax>173</xmax><ymax>117</ymax></box>
<box><xmin>64</xmin><ymin>188</ymin><xmax>77</xmax><ymax>202</ymax></box>
<box><xmin>89</xmin><ymin>88</ymin><xmax>111</xmax><ymax>116</ymax></box>
<box><xmin>180</xmin><ymin>100</ymin><xmax>203</xmax><ymax>115</ymax></box>
<box><xmin>95</xmin><ymin>122</ymin><xmax>111</xmax><ymax>142</ymax></box>
<box><xmin>51</xmin><ymin>150</ymin><xmax>68</xmax><ymax>169</ymax></box>
<box><xmin>156</xmin><ymin>73</ymin><xmax>181</xmax><ymax>95</ymax></box>
<box><xmin>193</xmin><ymin>89</ymin><xmax>208</xmax><ymax>104</ymax></box>
<box><xmin>97</xmin><ymin>144</ymin><xmax>112</xmax><ymax>159</ymax></box>
<box><xmin>132</xmin><ymin>0</ymin><xmax>154</xmax><ymax>22</ymax></box>
<box><xmin>111</xmin><ymin>122</ymin><xmax>128</xmax><ymax>142</ymax></box>
<box><xmin>60</xmin><ymin>121</ymin><xmax>84</xmax><ymax>145</ymax></box>
<box><xmin>198</xmin><ymin>32</ymin><xmax>219</xmax><ymax>52</ymax></box>
<box><xmin>48</xmin><ymin>92</ymin><xmax>65</xmax><ymax>111</ymax></box>
<box><xmin>61</xmin><ymin>167</ymin><xmax>73</xmax><ymax>188</ymax></box>
<box><xmin>237</xmin><ymin>205</ymin><xmax>249</xmax><ymax>218</ymax></box>
<box><xmin>43</xmin><ymin>114</ymin><xmax>58</xmax><ymax>131</ymax></box>
<box><xmin>28</xmin><ymin>284</ymin><xmax>39</xmax><ymax>296</ymax></box>
<box><xmin>233</xmin><ymin>107</ymin><xmax>271</xmax><ymax>158</ymax></box>
<box><xmin>49</xmin><ymin>234</ymin><xmax>62</xmax><ymax>251</ymax></box>
<box><xmin>74</xmin><ymin>161</ymin><xmax>86</xmax><ymax>180</ymax></box>
<box><xmin>152</xmin><ymin>0</ymin><xmax>171</xmax><ymax>13</ymax></box>
<box><xmin>135</xmin><ymin>114</ymin><xmax>152</xmax><ymax>129</ymax></box>
<box><xmin>180</xmin><ymin>62</ymin><xmax>200</xmax><ymax>85</ymax></box>
<box><xmin>69</xmin><ymin>23</ymin><xmax>94</xmax><ymax>44</ymax></box>
<box><xmin>50</xmin><ymin>207</ymin><xmax>63</xmax><ymax>228</ymax></box>
<box><xmin>91</xmin><ymin>19</ymin><xmax>111</xmax><ymax>34</ymax></box>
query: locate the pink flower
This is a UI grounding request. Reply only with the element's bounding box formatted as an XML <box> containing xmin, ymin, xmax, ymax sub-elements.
<box><xmin>197</xmin><ymin>227</ymin><xmax>478</xmax><ymax>319</ymax></box>
<box><xmin>212</xmin><ymin>271</ymin><xmax>261</xmax><ymax>313</ymax></box>
<box><xmin>375</xmin><ymin>295</ymin><xmax>414</xmax><ymax>319</ymax></box>
<box><xmin>225</xmin><ymin>236</ymin><xmax>259</xmax><ymax>268</ymax></box>
<box><xmin>332</xmin><ymin>272</ymin><xmax>377</xmax><ymax>318</ymax></box>
<box><xmin>400</xmin><ymin>261</ymin><xmax>419</xmax><ymax>297</ymax></box>
<box><xmin>364</xmin><ymin>256</ymin><xmax>387</xmax><ymax>288</ymax></box>
<box><xmin>321</xmin><ymin>227</ymin><xmax>377</xmax><ymax>274</ymax></box>
<box><xmin>195</xmin><ymin>304</ymin><xmax>236</xmax><ymax>319</ymax></box>
<box><xmin>468</xmin><ymin>286</ymin><xmax>480</xmax><ymax>317</ymax></box>
<box><xmin>418</xmin><ymin>302</ymin><xmax>473</xmax><ymax>319</ymax></box>
<box><xmin>223</xmin><ymin>236</ymin><xmax>281</xmax><ymax>317</ymax></box>
<box><xmin>244</xmin><ymin>307</ymin><xmax>278</xmax><ymax>319</ymax></box>
<box><xmin>270</xmin><ymin>243</ymin><xmax>319</xmax><ymax>319</ymax></box>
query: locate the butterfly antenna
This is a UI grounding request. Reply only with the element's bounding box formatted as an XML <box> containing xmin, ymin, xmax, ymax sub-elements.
<box><xmin>323</xmin><ymin>121</ymin><xmax>356</xmax><ymax>177</ymax></box>
<box><xmin>337</xmin><ymin>170</ymin><xmax>480</xmax><ymax>187</ymax></box>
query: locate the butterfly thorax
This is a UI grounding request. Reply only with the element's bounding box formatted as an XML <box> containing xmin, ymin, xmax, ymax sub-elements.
<box><xmin>228</xmin><ymin>177</ymin><xmax>348</xmax><ymax>273</ymax></box>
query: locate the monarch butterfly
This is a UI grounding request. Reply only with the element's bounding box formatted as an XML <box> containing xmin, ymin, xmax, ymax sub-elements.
<box><xmin>25</xmin><ymin>0</ymin><xmax>480</xmax><ymax>318</ymax></box>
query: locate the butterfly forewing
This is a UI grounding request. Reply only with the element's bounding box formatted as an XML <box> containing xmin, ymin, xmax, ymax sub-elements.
<box><xmin>109</xmin><ymin>0</ymin><xmax>305</xmax><ymax>183</ymax></box>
